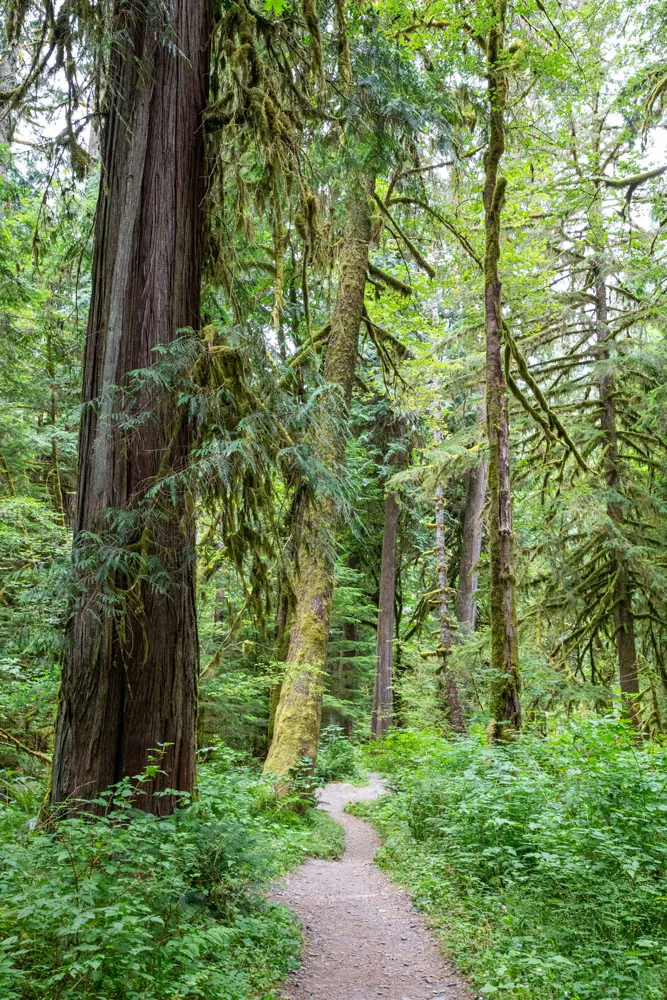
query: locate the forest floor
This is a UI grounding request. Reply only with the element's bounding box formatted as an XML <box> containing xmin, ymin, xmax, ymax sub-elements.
<box><xmin>270</xmin><ymin>775</ymin><xmax>472</xmax><ymax>1000</ymax></box>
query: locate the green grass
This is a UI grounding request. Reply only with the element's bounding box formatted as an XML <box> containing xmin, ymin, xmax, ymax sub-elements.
<box><xmin>357</xmin><ymin>720</ymin><xmax>667</xmax><ymax>1000</ymax></box>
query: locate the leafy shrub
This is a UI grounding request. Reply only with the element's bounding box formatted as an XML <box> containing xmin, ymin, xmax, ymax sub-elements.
<box><xmin>361</xmin><ymin>720</ymin><xmax>667</xmax><ymax>1000</ymax></box>
<box><xmin>315</xmin><ymin>725</ymin><xmax>362</xmax><ymax>783</ymax></box>
<box><xmin>0</xmin><ymin>749</ymin><xmax>340</xmax><ymax>1000</ymax></box>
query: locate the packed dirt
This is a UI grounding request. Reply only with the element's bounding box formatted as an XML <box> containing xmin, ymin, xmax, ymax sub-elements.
<box><xmin>270</xmin><ymin>775</ymin><xmax>472</xmax><ymax>1000</ymax></box>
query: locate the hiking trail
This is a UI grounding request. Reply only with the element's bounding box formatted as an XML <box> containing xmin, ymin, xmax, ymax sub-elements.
<box><xmin>271</xmin><ymin>775</ymin><xmax>472</xmax><ymax>1000</ymax></box>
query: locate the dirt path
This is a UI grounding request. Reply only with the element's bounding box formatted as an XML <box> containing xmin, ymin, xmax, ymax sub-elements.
<box><xmin>271</xmin><ymin>775</ymin><xmax>472</xmax><ymax>1000</ymax></box>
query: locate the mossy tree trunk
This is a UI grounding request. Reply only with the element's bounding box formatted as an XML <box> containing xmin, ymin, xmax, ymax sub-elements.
<box><xmin>371</xmin><ymin>490</ymin><xmax>399</xmax><ymax>737</ymax></box>
<box><xmin>595</xmin><ymin>274</ymin><xmax>640</xmax><ymax>727</ymax></box>
<box><xmin>483</xmin><ymin>0</ymin><xmax>521</xmax><ymax>737</ymax></box>
<box><xmin>264</xmin><ymin>182</ymin><xmax>372</xmax><ymax>777</ymax></box>
<box><xmin>51</xmin><ymin>0</ymin><xmax>210</xmax><ymax>814</ymax></box>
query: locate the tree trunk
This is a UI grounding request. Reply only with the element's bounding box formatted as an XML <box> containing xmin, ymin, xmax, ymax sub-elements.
<box><xmin>483</xmin><ymin>1</ymin><xmax>521</xmax><ymax>737</ymax></box>
<box><xmin>213</xmin><ymin>588</ymin><xmax>226</xmax><ymax>625</ymax></box>
<box><xmin>267</xmin><ymin>585</ymin><xmax>290</xmax><ymax>743</ymax></box>
<box><xmin>435</xmin><ymin>482</ymin><xmax>466</xmax><ymax>733</ymax></box>
<box><xmin>264</xmin><ymin>181</ymin><xmax>372</xmax><ymax>778</ymax></box>
<box><xmin>456</xmin><ymin>457</ymin><xmax>487</xmax><ymax>633</ymax></box>
<box><xmin>51</xmin><ymin>0</ymin><xmax>210</xmax><ymax>814</ymax></box>
<box><xmin>0</xmin><ymin>47</ymin><xmax>15</xmax><ymax>177</ymax></box>
<box><xmin>325</xmin><ymin>552</ymin><xmax>359</xmax><ymax>734</ymax></box>
<box><xmin>371</xmin><ymin>491</ymin><xmax>398</xmax><ymax>737</ymax></box>
<box><xmin>594</xmin><ymin>276</ymin><xmax>640</xmax><ymax>727</ymax></box>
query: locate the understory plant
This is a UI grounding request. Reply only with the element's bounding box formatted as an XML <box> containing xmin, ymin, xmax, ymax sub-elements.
<box><xmin>0</xmin><ymin>747</ymin><xmax>342</xmax><ymax>1000</ymax></box>
<box><xmin>361</xmin><ymin>719</ymin><xmax>667</xmax><ymax>1000</ymax></box>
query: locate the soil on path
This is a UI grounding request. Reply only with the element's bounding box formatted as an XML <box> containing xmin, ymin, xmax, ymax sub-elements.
<box><xmin>271</xmin><ymin>775</ymin><xmax>472</xmax><ymax>1000</ymax></box>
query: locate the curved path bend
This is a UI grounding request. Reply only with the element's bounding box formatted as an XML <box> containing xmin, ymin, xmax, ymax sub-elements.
<box><xmin>271</xmin><ymin>775</ymin><xmax>472</xmax><ymax>1000</ymax></box>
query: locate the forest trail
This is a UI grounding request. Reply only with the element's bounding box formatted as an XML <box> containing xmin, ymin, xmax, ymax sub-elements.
<box><xmin>271</xmin><ymin>776</ymin><xmax>472</xmax><ymax>1000</ymax></box>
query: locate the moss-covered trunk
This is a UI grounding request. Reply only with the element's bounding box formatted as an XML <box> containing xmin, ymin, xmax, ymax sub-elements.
<box><xmin>484</xmin><ymin>0</ymin><xmax>521</xmax><ymax>737</ymax></box>
<box><xmin>595</xmin><ymin>275</ymin><xmax>640</xmax><ymax>727</ymax></box>
<box><xmin>372</xmin><ymin>491</ymin><xmax>399</xmax><ymax>737</ymax></box>
<box><xmin>264</xmin><ymin>182</ymin><xmax>372</xmax><ymax>777</ymax></box>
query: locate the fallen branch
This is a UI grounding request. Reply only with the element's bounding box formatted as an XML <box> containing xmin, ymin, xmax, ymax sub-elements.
<box><xmin>0</xmin><ymin>728</ymin><xmax>52</xmax><ymax>764</ymax></box>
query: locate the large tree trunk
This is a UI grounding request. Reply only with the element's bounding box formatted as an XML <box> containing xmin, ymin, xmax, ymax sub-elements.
<box><xmin>264</xmin><ymin>181</ymin><xmax>372</xmax><ymax>778</ymax></box>
<box><xmin>371</xmin><ymin>491</ymin><xmax>399</xmax><ymax>737</ymax></box>
<box><xmin>456</xmin><ymin>457</ymin><xmax>487</xmax><ymax>633</ymax></box>
<box><xmin>594</xmin><ymin>276</ymin><xmax>640</xmax><ymax>727</ymax></box>
<box><xmin>483</xmin><ymin>0</ymin><xmax>521</xmax><ymax>737</ymax></box>
<box><xmin>434</xmin><ymin>482</ymin><xmax>466</xmax><ymax>733</ymax></box>
<box><xmin>51</xmin><ymin>0</ymin><xmax>210</xmax><ymax>814</ymax></box>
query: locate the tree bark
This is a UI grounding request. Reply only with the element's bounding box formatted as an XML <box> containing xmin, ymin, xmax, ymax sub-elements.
<box><xmin>434</xmin><ymin>482</ymin><xmax>466</xmax><ymax>733</ymax></box>
<box><xmin>324</xmin><ymin>553</ymin><xmax>359</xmax><ymax>734</ymax></box>
<box><xmin>264</xmin><ymin>181</ymin><xmax>372</xmax><ymax>778</ymax></box>
<box><xmin>51</xmin><ymin>0</ymin><xmax>210</xmax><ymax>814</ymax></box>
<box><xmin>483</xmin><ymin>0</ymin><xmax>521</xmax><ymax>737</ymax></box>
<box><xmin>371</xmin><ymin>490</ymin><xmax>398</xmax><ymax>737</ymax></box>
<box><xmin>456</xmin><ymin>457</ymin><xmax>487</xmax><ymax>633</ymax></box>
<box><xmin>0</xmin><ymin>47</ymin><xmax>15</xmax><ymax>177</ymax></box>
<box><xmin>267</xmin><ymin>584</ymin><xmax>290</xmax><ymax>743</ymax></box>
<box><xmin>594</xmin><ymin>275</ymin><xmax>640</xmax><ymax>727</ymax></box>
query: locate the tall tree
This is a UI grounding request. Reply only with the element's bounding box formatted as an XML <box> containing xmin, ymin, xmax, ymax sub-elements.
<box><xmin>264</xmin><ymin>180</ymin><xmax>373</xmax><ymax>777</ymax></box>
<box><xmin>594</xmin><ymin>269</ymin><xmax>640</xmax><ymax>726</ymax></box>
<box><xmin>51</xmin><ymin>0</ymin><xmax>210</xmax><ymax>813</ymax></box>
<box><xmin>456</xmin><ymin>402</ymin><xmax>488</xmax><ymax>634</ymax></box>
<box><xmin>371</xmin><ymin>489</ymin><xmax>399</xmax><ymax>736</ymax></box>
<box><xmin>481</xmin><ymin>0</ymin><xmax>521</xmax><ymax>736</ymax></box>
<box><xmin>456</xmin><ymin>459</ymin><xmax>487</xmax><ymax>634</ymax></box>
<box><xmin>434</xmin><ymin>476</ymin><xmax>466</xmax><ymax>732</ymax></box>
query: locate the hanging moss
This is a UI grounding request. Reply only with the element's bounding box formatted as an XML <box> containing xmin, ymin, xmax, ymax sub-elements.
<box><xmin>301</xmin><ymin>0</ymin><xmax>324</xmax><ymax>82</ymax></box>
<box><xmin>334</xmin><ymin>0</ymin><xmax>352</xmax><ymax>88</ymax></box>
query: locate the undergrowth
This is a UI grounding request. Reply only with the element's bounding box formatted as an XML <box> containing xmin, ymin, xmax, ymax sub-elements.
<box><xmin>315</xmin><ymin>725</ymin><xmax>364</xmax><ymax>784</ymax></box>
<box><xmin>356</xmin><ymin>719</ymin><xmax>667</xmax><ymax>1000</ymax></box>
<box><xmin>0</xmin><ymin>745</ymin><xmax>343</xmax><ymax>1000</ymax></box>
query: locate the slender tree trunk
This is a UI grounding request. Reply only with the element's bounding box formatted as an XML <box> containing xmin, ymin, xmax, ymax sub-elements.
<box><xmin>325</xmin><ymin>554</ymin><xmax>358</xmax><ymax>734</ymax></box>
<box><xmin>267</xmin><ymin>585</ymin><xmax>290</xmax><ymax>743</ymax></box>
<box><xmin>0</xmin><ymin>48</ymin><xmax>14</xmax><ymax>177</ymax></box>
<box><xmin>434</xmin><ymin>482</ymin><xmax>466</xmax><ymax>733</ymax></box>
<box><xmin>594</xmin><ymin>276</ymin><xmax>640</xmax><ymax>727</ymax></box>
<box><xmin>46</xmin><ymin>326</ymin><xmax>65</xmax><ymax>521</ymax></box>
<box><xmin>483</xmin><ymin>1</ymin><xmax>521</xmax><ymax>737</ymax></box>
<box><xmin>264</xmin><ymin>181</ymin><xmax>372</xmax><ymax>777</ymax></box>
<box><xmin>51</xmin><ymin>0</ymin><xmax>210</xmax><ymax>814</ymax></box>
<box><xmin>213</xmin><ymin>588</ymin><xmax>226</xmax><ymax>625</ymax></box>
<box><xmin>456</xmin><ymin>457</ymin><xmax>487</xmax><ymax>633</ymax></box>
<box><xmin>371</xmin><ymin>491</ymin><xmax>398</xmax><ymax>736</ymax></box>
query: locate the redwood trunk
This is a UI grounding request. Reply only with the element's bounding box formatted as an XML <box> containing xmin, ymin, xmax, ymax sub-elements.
<box><xmin>484</xmin><ymin>1</ymin><xmax>521</xmax><ymax>736</ymax></box>
<box><xmin>595</xmin><ymin>276</ymin><xmax>640</xmax><ymax>727</ymax></box>
<box><xmin>264</xmin><ymin>181</ymin><xmax>372</xmax><ymax>777</ymax></box>
<box><xmin>51</xmin><ymin>0</ymin><xmax>210</xmax><ymax>813</ymax></box>
<box><xmin>372</xmin><ymin>491</ymin><xmax>399</xmax><ymax>736</ymax></box>
<box><xmin>456</xmin><ymin>458</ymin><xmax>487</xmax><ymax>633</ymax></box>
